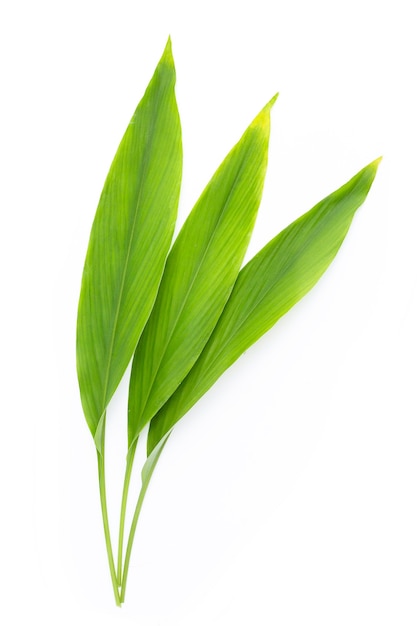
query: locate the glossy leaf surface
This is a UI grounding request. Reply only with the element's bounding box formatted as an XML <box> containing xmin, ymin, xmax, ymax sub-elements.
<box><xmin>76</xmin><ymin>39</ymin><xmax>182</xmax><ymax>451</ymax></box>
<box><xmin>147</xmin><ymin>158</ymin><xmax>381</xmax><ymax>454</ymax></box>
<box><xmin>127</xmin><ymin>96</ymin><xmax>277</xmax><ymax>449</ymax></box>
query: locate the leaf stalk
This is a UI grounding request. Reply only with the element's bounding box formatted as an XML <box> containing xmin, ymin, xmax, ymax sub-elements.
<box><xmin>116</xmin><ymin>439</ymin><xmax>138</xmax><ymax>586</ymax></box>
<box><xmin>120</xmin><ymin>477</ymin><xmax>149</xmax><ymax>602</ymax></box>
<box><xmin>97</xmin><ymin>417</ymin><xmax>121</xmax><ymax>606</ymax></box>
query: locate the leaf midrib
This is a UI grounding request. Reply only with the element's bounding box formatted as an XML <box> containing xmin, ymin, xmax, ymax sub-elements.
<box><xmin>137</xmin><ymin>150</ymin><xmax>249</xmax><ymax>427</ymax></box>
<box><xmin>99</xmin><ymin>99</ymin><xmax>159</xmax><ymax>421</ymax></box>
<box><xmin>151</xmin><ymin>209</ymin><xmax>340</xmax><ymax>442</ymax></box>
<box><xmin>202</xmin><ymin>207</ymin><xmax>345</xmax><ymax>369</ymax></box>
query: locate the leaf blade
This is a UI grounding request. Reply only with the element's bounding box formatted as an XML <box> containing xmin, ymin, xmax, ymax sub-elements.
<box><xmin>76</xmin><ymin>39</ymin><xmax>182</xmax><ymax>450</ymax></box>
<box><xmin>147</xmin><ymin>158</ymin><xmax>381</xmax><ymax>454</ymax></box>
<box><xmin>127</xmin><ymin>96</ymin><xmax>277</xmax><ymax>448</ymax></box>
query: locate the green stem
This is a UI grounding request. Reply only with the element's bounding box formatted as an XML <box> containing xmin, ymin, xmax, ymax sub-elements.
<box><xmin>120</xmin><ymin>434</ymin><xmax>169</xmax><ymax>602</ymax></box>
<box><xmin>120</xmin><ymin>478</ymin><xmax>149</xmax><ymax>603</ymax></box>
<box><xmin>97</xmin><ymin>421</ymin><xmax>121</xmax><ymax>607</ymax></box>
<box><xmin>116</xmin><ymin>438</ymin><xmax>138</xmax><ymax>585</ymax></box>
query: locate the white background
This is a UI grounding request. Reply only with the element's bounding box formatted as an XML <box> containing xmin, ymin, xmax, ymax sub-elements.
<box><xmin>1</xmin><ymin>1</ymin><xmax>416</xmax><ymax>624</ymax></box>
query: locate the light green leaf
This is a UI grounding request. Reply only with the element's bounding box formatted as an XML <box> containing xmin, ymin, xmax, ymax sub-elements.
<box><xmin>127</xmin><ymin>95</ymin><xmax>277</xmax><ymax>449</ymax></box>
<box><xmin>76</xmin><ymin>38</ymin><xmax>182</xmax><ymax>452</ymax></box>
<box><xmin>147</xmin><ymin>158</ymin><xmax>381</xmax><ymax>454</ymax></box>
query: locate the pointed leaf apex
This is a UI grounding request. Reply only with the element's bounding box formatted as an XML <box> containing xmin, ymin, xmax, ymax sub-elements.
<box><xmin>161</xmin><ymin>36</ymin><xmax>174</xmax><ymax>67</ymax></box>
<box><xmin>361</xmin><ymin>156</ymin><xmax>382</xmax><ymax>179</ymax></box>
<box><xmin>371</xmin><ymin>156</ymin><xmax>383</xmax><ymax>169</ymax></box>
<box><xmin>266</xmin><ymin>92</ymin><xmax>279</xmax><ymax>109</ymax></box>
<box><xmin>250</xmin><ymin>93</ymin><xmax>278</xmax><ymax>132</ymax></box>
<box><xmin>359</xmin><ymin>156</ymin><xmax>382</xmax><ymax>187</ymax></box>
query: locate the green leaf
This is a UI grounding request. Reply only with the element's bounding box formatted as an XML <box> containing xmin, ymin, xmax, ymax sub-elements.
<box><xmin>76</xmin><ymin>38</ymin><xmax>182</xmax><ymax>452</ymax></box>
<box><xmin>147</xmin><ymin>158</ymin><xmax>381</xmax><ymax>454</ymax></box>
<box><xmin>127</xmin><ymin>95</ymin><xmax>277</xmax><ymax>449</ymax></box>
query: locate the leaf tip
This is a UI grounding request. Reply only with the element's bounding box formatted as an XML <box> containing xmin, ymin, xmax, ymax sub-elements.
<box><xmin>364</xmin><ymin>155</ymin><xmax>383</xmax><ymax>183</ymax></box>
<box><xmin>259</xmin><ymin>93</ymin><xmax>279</xmax><ymax>116</ymax></box>
<box><xmin>267</xmin><ymin>92</ymin><xmax>279</xmax><ymax>109</ymax></box>
<box><xmin>161</xmin><ymin>35</ymin><xmax>174</xmax><ymax>67</ymax></box>
<box><xmin>250</xmin><ymin>93</ymin><xmax>279</xmax><ymax>132</ymax></box>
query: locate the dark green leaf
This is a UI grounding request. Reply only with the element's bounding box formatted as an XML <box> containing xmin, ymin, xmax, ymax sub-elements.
<box><xmin>76</xmin><ymin>39</ymin><xmax>182</xmax><ymax>452</ymax></box>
